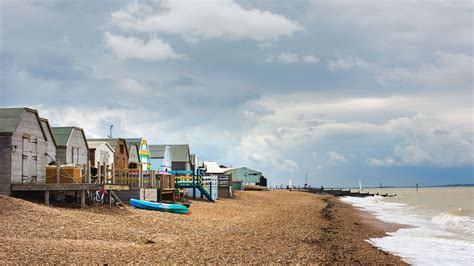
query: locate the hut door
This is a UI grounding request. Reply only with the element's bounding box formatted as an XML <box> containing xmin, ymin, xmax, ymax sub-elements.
<box><xmin>30</xmin><ymin>138</ymin><xmax>38</xmax><ymax>183</ymax></box>
<box><xmin>22</xmin><ymin>136</ymin><xmax>30</xmax><ymax>183</ymax></box>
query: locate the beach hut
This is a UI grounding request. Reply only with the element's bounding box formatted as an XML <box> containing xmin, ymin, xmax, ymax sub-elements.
<box><xmin>149</xmin><ymin>145</ymin><xmax>172</xmax><ymax>172</ymax></box>
<box><xmin>51</xmin><ymin>127</ymin><xmax>89</xmax><ymax>165</ymax></box>
<box><xmin>224</xmin><ymin>167</ymin><xmax>262</xmax><ymax>190</ymax></box>
<box><xmin>167</xmin><ymin>144</ymin><xmax>192</xmax><ymax>171</ymax></box>
<box><xmin>127</xmin><ymin>141</ymin><xmax>141</xmax><ymax>169</ymax></box>
<box><xmin>125</xmin><ymin>138</ymin><xmax>151</xmax><ymax>171</ymax></box>
<box><xmin>0</xmin><ymin>107</ymin><xmax>48</xmax><ymax>195</ymax></box>
<box><xmin>39</xmin><ymin>118</ymin><xmax>57</xmax><ymax>165</ymax></box>
<box><xmin>87</xmin><ymin>140</ymin><xmax>115</xmax><ymax>167</ymax></box>
<box><xmin>88</xmin><ymin>138</ymin><xmax>129</xmax><ymax>169</ymax></box>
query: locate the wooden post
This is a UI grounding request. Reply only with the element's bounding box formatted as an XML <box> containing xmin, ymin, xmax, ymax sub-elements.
<box><xmin>98</xmin><ymin>161</ymin><xmax>102</xmax><ymax>183</ymax></box>
<box><xmin>81</xmin><ymin>190</ymin><xmax>86</xmax><ymax>208</ymax></box>
<box><xmin>45</xmin><ymin>190</ymin><xmax>50</xmax><ymax>205</ymax></box>
<box><xmin>87</xmin><ymin>160</ymin><xmax>91</xmax><ymax>183</ymax></box>
<box><xmin>56</xmin><ymin>166</ymin><xmax>60</xmax><ymax>183</ymax></box>
<box><xmin>111</xmin><ymin>163</ymin><xmax>115</xmax><ymax>184</ymax></box>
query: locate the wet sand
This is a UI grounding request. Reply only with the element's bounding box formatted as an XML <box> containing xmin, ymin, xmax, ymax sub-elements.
<box><xmin>0</xmin><ymin>190</ymin><xmax>406</xmax><ymax>264</ymax></box>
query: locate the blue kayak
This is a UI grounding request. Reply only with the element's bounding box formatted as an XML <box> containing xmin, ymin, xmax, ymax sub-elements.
<box><xmin>130</xmin><ymin>198</ymin><xmax>190</xmax><ymax>214</ymax></box>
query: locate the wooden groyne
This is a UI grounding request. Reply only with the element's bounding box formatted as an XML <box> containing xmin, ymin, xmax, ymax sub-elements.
<box><xmin>303</xmin><ymin>188</ymin><xmax>396</xmax><ymax>197</ymax></box>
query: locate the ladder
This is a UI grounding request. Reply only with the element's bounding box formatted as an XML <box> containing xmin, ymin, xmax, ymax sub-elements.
<box><xmin>110</xmin><ymin>191</ymin><xmax>126</xmax><ymax>209</ymax></box>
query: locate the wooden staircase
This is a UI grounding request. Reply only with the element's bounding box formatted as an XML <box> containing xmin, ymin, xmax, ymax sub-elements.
<box><xmin>110</xmin><ymin>191</ymin><xmax>126</xmax><ymax>209</ymax></box>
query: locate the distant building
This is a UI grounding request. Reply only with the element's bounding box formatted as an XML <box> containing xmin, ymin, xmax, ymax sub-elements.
<box><xmin>51</xmin><ymin>126</ymin><xmax>89</xmax><ymax>165</ymax></box>
<box><xmin>224</xmin><ymin>167</ymin><xmax>262</xmax><ymax>190</ymax></box>
<box><xmin>0</xmin><ymin>108</ymin><xmax>49</xmax><ymax>195</ymax></box>
<box><xmin>149</xmin><ymin>145</ymin><xmax>172</xmax><ymax>172</ymax></box>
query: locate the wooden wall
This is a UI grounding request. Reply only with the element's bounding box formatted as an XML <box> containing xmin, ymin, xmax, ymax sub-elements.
<box><xmin>11</xmin><ymin>110</ymin><xmax>47</xmax><ymax>186</ymax></box>
<box><xmin>93</xmin><ymin>143</ymin><xmax>114</xmax><ymax>166</ymax></box>
<box><xmin>40</xmin><ymin>120</ymin><xmax>56</xmax><ymax>164</ymax></box>
<box><xmin>113</xmin><ymin>139</ymin><xmax>128</xmax><ymax>169</ymax></box>
<box><xmin>128</xmin><ymin>144</ymin><xmax>140</xmax><ymax>165</ymax></box>
<box><xmin>0</xmin><ymin>135</ymin><xmax>12</xmax><ymax>195</ymax></box>
<box><xmin>57</xmin><ymin>128</ymin><xmax>88</xmax><ymax>165</ymax></box>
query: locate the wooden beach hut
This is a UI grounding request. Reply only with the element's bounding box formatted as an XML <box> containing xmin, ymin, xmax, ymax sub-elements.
<box><xmin>0</xmin><ymin>107</ymin><xmax>48</xmax><ymax>195</ymax></box>
<box><xmin>166</xmin><ymin>144</ymin><xmax>192</xmax><ymax>171</ymax></box>
<box><xmin>39</xmin><ymin>118</ymin><xmax>57</xmax><ymax>165</ymax></box>
<box><xmin>88</xmin><ymin>138</ymin><xmax>129</xmax><ymax>170</ymax></box>
<box><xmin>125</xmin><ymin>138</ymin><xmax>151</xmax><ymax>171</ymax></box>
<box><xmin>127</xmin><ymin>141</ymin><xmax>141</xmax><ymax>169</ymax></box>
<box><xmin>51</xmin><ymin>127</ymin><xmax>89</xmax><ymax>165</ymax></box>
<box><xmin>149</xmin><ymin>145</ymin><xmax>173</xmax><ymax>172</ymax></box>
<box><xmin>87</xmin><ymin>140</ymin><xmax>115</xmax><ymax>167</ymax></box>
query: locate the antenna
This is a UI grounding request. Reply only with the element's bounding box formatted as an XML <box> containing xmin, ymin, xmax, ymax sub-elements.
<box><xmin>107</xmin><ymin>124</ymin><xmax>113</xmax><ymax>138</ymax></box>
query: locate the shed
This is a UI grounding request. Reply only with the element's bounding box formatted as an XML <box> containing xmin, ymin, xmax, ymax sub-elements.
<box><xmin>224</xmin><ymin>167</ymin><xmax>262</xmax><ymax>189</ymax></box>
<box><xmin>125</xmin><ymin>138</ymin><xmax>151</xmax><ymax>171</ymax></box>
<box><xmin>39</xmin><ymin>118</ymin><xmax>57</xmax><ymax>165</ymax></box>
<box><xmin>51</xmin><ymin>127</ymin><xmax>89</xmax><ymax>165</ymax></box>
<box><xmin>88</xmin><ymin>138</ymin><xmax>129</xmax><ymax>169</ymax></box>
<box><xmin>87</xmin><ymin>140</ymin><xmax>115</xmax><ymax>167</ymax></box>
<box><xmin>149</xmin><ymin>145</ymin><xmax>172</xmax><ymax>172</ymax></box>
<box><xmin>0</xmin><ymin>107</ymin><xmax>48</xmax><ymax>195</ymax></box>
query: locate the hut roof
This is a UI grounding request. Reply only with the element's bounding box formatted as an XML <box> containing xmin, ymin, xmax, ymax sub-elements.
<box><xmin>87</xmin><ymin>138</ymin><xmax>128</xmax><ymax>156</ymax></box>
<box><xmin>0</xmin><ymin>107</ymin><xmax>47</xmax><ymax>139</ymax></box>
<box><xmin>149</xmin><ymin>145</ymin><xmax>167</xmax><ymax>158</ymax></box>
<box><xmin>87</xmin><ymin>140</ymin><xmax>115</xmax><ymax>152</ymax></box>
<box><xmin>204</xmin><ymin>161</ymin><xmax>226</xmax><ymax>174</ymax></box>
<box><xmin>51</xmin><ymin>127</ymin><xmax>88</xmax><ymax>148</ymax></box>
<box><xmin>150</xmin><ymin>144</ymin><xmax>190</xmax><ymax>162</ymax></box>
<box><xmin>39</xmin><ymin>118</ymin><xmax>57</xmax><ymax>147</ymax></box>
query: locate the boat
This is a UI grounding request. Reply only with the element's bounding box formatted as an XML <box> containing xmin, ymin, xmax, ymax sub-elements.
<box><xmin>130</xmin><ymin>198</ymin><xmax>190</xmax><ymax>214</ymax></box>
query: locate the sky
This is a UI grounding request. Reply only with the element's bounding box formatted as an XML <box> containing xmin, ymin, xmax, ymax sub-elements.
<box><xmin>1</xmin><ymin>0</ymin><xmax>473</xmax><ymax>188</ymax></box>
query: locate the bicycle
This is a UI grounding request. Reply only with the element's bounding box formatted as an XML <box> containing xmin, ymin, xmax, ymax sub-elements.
<box><xmin>88</xmin><ymin>187</ymin><xmax>108</xmax><ymax>206</ymax></box>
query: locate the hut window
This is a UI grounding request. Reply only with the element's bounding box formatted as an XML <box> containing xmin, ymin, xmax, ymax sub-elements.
<box><xmin>120</xmin><ymin>144</ymin><xmax>124</xmax><ymax>153</ymax></box>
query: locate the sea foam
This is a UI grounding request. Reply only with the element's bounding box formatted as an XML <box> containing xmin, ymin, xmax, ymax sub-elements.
<box><xmin>341</xmin><ymin>195</ymin><xmax>474</xmax><ymax>265</ymax></box>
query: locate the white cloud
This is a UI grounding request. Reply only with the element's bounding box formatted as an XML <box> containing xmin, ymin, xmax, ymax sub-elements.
<box><xmin>376</xmin><ymin>51</ymin><xmax>473</xmax><ymax>88</ymax></box>
<box><xmin>367</xmin><ymin>157</ymin><xmax>399</xmax><ymax>167</ymax></box>
<box><xmin>266</xmin><ymin>52</ymin><xmax>319</xmax><ymax>64</ymax></box>
<box><xmin>239</xmin><ymin>93</ymin><xmax>473</xmax><ymax>168</ymax></box>
<box><xmin>104</xmin><ymin>32</ymin><xmax>183</xmax><ymax>61</ymax></box>
<box><xmin>118</xmin><ymin>78</ymin><xmax>153</xmax><ymax>96</ymax></box>
<box><xmin>326</xmin><ymin>151</ymin><xmax>347</xmax><ymax>165</ymax></box>
<box><xmin>327</xmin><ymin>54</ymin><xmax>369</xmax><ymax>71</ymax></box>
<box><xmin>109</xmin><ymin>0</ymin><xmax>303</xmax><ymax>42</ymax></box>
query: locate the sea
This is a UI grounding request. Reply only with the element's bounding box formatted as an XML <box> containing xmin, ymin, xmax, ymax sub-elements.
<box><xmin>340</xmin><ymin>187</ymin><xmax>474</xmax><ymax>265</ymax></box>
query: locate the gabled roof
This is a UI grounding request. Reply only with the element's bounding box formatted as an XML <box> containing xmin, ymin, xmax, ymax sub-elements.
<box><xmin>204</xmin><ymin>161</ymin><xmax>226</xmax><ymax>174</ymax></box>
<box><xmin>0</xmin><ymin>108</ymin><xmax>47</xmax><ymax>140</ymax></box>
<box><xmin>87</xmin><ymin>140</ymin><xmax>115</xmax><ymax>152</ymax></box>
<box><xmin>51</xmin><ymin>127</ymin><xmax>88</xmax><ymax>148</ymax></box>
<box><xmin>40</xmin><ymin>118</ymin><xmax>57</xmax><ymax>147</ymax></box>
<box><xmin>154</xmin><ymin>144</ymin><xmax>190</xmax><ymax>162</ymax></box>
<box><xmin>124</xmin><ymin>138</ymin><xmax>142</xmax><ymax>146</ymax></box>
<box><xmin>149</xmin><ymin>145</ymin><xmax>167</xmax><ymax>158</ymax></box>
<box><xmin>87</xmin><ymin>138</ymin><xmax>128</xmax><ymax>156</ymax></box>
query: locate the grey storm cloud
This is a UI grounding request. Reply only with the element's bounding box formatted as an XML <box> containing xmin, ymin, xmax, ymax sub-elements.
<box><xmin>1</xmin><ymin>0</ymin><xmax>472</xmax><ymax>187</ymax></box>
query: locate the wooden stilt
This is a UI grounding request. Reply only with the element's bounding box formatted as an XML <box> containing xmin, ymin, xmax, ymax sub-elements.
<box><xmin>45</xmin><ymin>190</ymin><xmax>50</xmax><ymax>205</ymax></box>
<box><xmin>56</xmin><ymin>166</ymin><xmax>60</xmax><ymax>183</ymax></box>
<box><xmin>87</xmin><ymin>160</ymin><xmax>91</xmax><ymax>183</ymax></box>
<box><xmin>81</xmin><ymin>190</ymin><xmax>86</xmax><ymax>208</ymax></box>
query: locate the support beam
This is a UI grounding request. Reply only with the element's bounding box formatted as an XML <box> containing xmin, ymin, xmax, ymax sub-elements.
<box><xmin>45</xmin><ymin>190</ymin><xmax>50</xmax><ymax>205</ymax></box>
<box><xmin>81</xmin><ymin>190</ymin><xmax>86</xmax><ymax>208</ymax></box>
